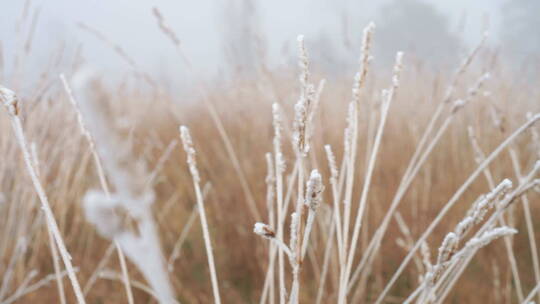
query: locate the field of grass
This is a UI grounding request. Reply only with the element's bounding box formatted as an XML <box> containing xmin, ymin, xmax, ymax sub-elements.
<box><xmin>1</xmin><ymin>9</ymin><xmax>540</xmax><ymax>304</ymax></box>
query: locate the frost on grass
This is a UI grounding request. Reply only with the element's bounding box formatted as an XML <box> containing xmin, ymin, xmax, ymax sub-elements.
<box><xmin>83</xmin><ymin>180</ymin><xmax>175</xmax><ymax>304</ymax></box>
<box><xmin>254</xmin><ymin>222</ymin><xmax>275</xmax><ymax>239</ymax></box>
<box><xmin>69</xmin><ymin>71</ymin><xmax>176</xmax><ymax>303</ymax></box>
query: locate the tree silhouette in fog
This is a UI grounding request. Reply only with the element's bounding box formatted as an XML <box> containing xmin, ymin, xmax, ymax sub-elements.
<box><xmin>375</xmin><ymin>0</ymin><xmax>461</xmax><ymax>67</ymax></box>
<box><xmin>501</xmin><ymin>0</ymin><xmax>540</xmax><ymax>63</ymax></box>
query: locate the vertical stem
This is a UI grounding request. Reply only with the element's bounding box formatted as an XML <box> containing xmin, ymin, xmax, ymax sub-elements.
<box><xmin>9</xmin><ymin>115</ymin><xmax>86</xmax><ymax>304</ymax></box>
<box><xmin>194</xmin><ymin>179</ymin><xmax>222</xmax><ymax>304</ymax></box>
<box><xmin>60</xmin><ymin>74</ymin><xmax>134</xmax><ymax>303</ymax></box>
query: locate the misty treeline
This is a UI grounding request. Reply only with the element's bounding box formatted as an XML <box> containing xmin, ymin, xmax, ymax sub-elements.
<box><xmin>220</xmin><ymin>0</ymin><xmax>540</xmax><ymax>77</ymax></box>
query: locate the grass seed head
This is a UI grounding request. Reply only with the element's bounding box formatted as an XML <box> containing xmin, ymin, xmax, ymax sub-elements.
<box><xmin>305</xmin><ymin>170</ymin><xmax>324</xmax><ymax>211</ymax></box>
<box><xmin>179</xmin><ymin>125</ymin><xmax>200</xmax><ymax>183</ymax></box>
<box><xmin>254</xmin><ymin>222</ymin><xmax>276</xmax><ymax>239</ymax></box>
<box><xmin>0</xmin><ymin>87</ymin><xmax>19</xmax><ymax>116</ymax></box>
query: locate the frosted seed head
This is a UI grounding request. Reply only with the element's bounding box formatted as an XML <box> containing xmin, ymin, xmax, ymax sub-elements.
<box><xmin>293</xmin><ymin>97</ymin><xmax>309</xmax><ymax>156</ymax></box>
<box><xmin>500</xmin><ymin>178</ymin><xmax>513</xmax><ymax>190</ymax></box>
<box><xmin>366</xmin><ymin>21</ymin><xmax>375</xmax><ymax>32</ymax></box>
<box><xmin>254</xmin><ymin>222</ymin><xmax>275</xmax><ymax>239</ymax></box>
<box><xmin>354</xmin><ymin>22</ymin><xmax>375</xmax><ymax>93</ymax></box>
<box><xmin>179</xmin><ymin>125</ymin><xmax>200</xmax><ymax>182</ymax></box>
<box><xmin>305</xmin><ymin>170</ymin><xmax>324</xmax><ymax>211</ymax></box>
<box><xmin>437</xmin><ymin>232</ymin><xmax>458</xmax><ymax>265</ymax></box>
<box><xmin>0</xmin><ymin>87</ymin><xmax>19</xmax><ymax>116</ymax></box>
<box><xmin>455</xmin><ymin>217</ymin><xmax>474</xmax><ymax>237</ymax></box>
<box><xmin>466</xmin><ymin>227</ymin><xmax>517</xmax><ymax>250</ymax></box>
<box><xmin>324</xmin><ymin>145</ymin><xmax>339</xmax><ymax>181</ymax></box>
<box><xmin>392</xmin><ymin>51</ymin><xmax>404</xmax><ymax>87</ymax></box>
<box><xmin>272</xmin><ymin>103</ymin><xmax>282</xmax><ymax>129</ymax></box>
<box><xmin>179</xmin><ymin>126</ymin><xmax>191</xmax><ymax>144</ymax></box>
<box><xmin>394</xmin><ymin>51</ymin><xmax>404</xmax><ymax>67</ymax></box>
<box><xmin>272</xmin><ymin>102</ymin><xmax>279</xmax><ymax>112</ymax></box>
<box><xmin>297</xmin><ymin>35</ymin><xmax>309</xmax><ymax>81</ymax></box>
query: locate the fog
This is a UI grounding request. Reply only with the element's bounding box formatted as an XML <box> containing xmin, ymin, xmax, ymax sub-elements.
<box><xmin>0</xmin><ymin>0</ymin><xmax>532</xmax><ymax>87</ymax></box>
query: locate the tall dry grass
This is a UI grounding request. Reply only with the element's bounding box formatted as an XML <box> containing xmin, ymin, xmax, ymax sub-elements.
<box><xmin>0</xmin><ymin>9</ymin><xmax>540</xmax><ymax>304</ymax></box>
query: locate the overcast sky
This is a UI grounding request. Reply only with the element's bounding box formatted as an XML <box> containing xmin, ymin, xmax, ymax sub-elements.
<box><xmin>0</xmin><ymin>0</ymin><xmax>506</xmax><ymax>84</ymax></box>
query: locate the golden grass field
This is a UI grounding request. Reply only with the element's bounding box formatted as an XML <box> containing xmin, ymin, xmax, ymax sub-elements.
<box><xmin>1</xmin><ymin>10</ymin><xmax>540</xmax><ymax>304</ymax></box>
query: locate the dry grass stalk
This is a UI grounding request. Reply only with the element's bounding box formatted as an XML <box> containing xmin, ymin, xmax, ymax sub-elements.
<box><xmin>179</xmin><ymin>125</ymin><xmax>221</xmax><ymax>304</ymax></box>
<box><xmin>509</xmin><ymin>147</ymin><xmax>540</xmax><ymax>303</ymax></box>
<box><xmin>334</xmin><ymin>23</ymin><xmax>376</xmax><ymax>304</ymax></box>
<box><xmin>65</xmin><ymin>71</ymin><xmax>175</xmax><ymax>303</ymax></box>
<box><xmin>349</xmin><ymin>35</ymin><xmax>494</xmax><ymax>288</ymax></box>
<box><xmin>28</xmin><ymin>142</ymin><xmax>67</xmax><ymax>304</ymax></box>
<box><xmin>414</xmin><ymin>179</ymin><xmax>512</xmax><ymax>303</ymax></box>
<box><xmin>468</xmin><ymin>126</ymin><xmax>528</xmax><ymax>302</ymax></box>
<box><xmin>340</xmin><ymin>51</ymin><xmax>404</xmax><ymax>303</ymax></box>
<box><xmin>152</xmin><ymin>6</ymin><xmax>262</xmax><ymax>221</ymax></box>
<box><xmin>0</xmin><ymin>239</ymin><xmax>28</xmax><ymax>301</ymax></box>
<box><xmin>152</xmin><ymin>7</ymin><xmax>181</xmax><ymax>49</ymax></box>
<box><xmin>347</xmin><ymin>34</ymin><xmax>490</xmax><ymax>295</ymax></box>
<box><xmin>405</xmin><ymin>160</ymin><xmax>539</xmax><ymax>304</ymax></box>
<box><xmin>77</xmin><ymin>23</ymin><xmax>157</xmax><ymax>88</ymax></box>
<box><xmin>254</xmin><ymin>171</ymin><xmax>324</xmax><ymax>303</ymax></box>
<box><xmin>376</xmin><ymin>113</ymin><xmax>540</xmax><ymax>304</ymax></box>
<box><xmin>61</xmin><ymin>73</ymin><xmax>134</xmax><ymax>304</ymax></box>
<box><xmin>167</xmin><ymin>182</ymin><xmax>212</xmax><ymax>272</ymax></box>
<box><xmin>1</xmin><ymin>269</ymin><xmax>76</xmax><ymax>304</ymax></box>
<box><xmin>273</xmin><ymin>102</ymin><xmax>287</xmax><ymax>304</ymax></box>
<box><xmin>0</xmin><ymin>86</ymin><xmax>86</xmax><ymax>304</ymax></box>
<box><xmin>300</xmin><ymin>170</ymin><xmax>324</xmax><ymax>259</ymax></box>
<box><xmin>288</xmin><ymin>34</ymin><xmax>318</xmax><ymax>304</ymax></box>
<box><xmin>259</xmin><ymin>153</ymin><xmax>276</xmax><ymax>304</ymax></box>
